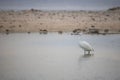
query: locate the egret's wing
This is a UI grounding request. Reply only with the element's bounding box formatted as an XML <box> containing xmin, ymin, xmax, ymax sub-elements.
<box><xmin>79</xmin><ymin>41</ymin><xmax>93</xmax><ymax>51</ymax></box>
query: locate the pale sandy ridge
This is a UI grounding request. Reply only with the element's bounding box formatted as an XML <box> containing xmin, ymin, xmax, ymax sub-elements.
<box><xmin>0</xmin><ymin>7</ymin><xmax>120</xmax><ymax>34</ymax></box>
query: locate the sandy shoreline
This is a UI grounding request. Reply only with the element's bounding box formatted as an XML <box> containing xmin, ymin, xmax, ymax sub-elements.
<box><xmin>0</xmin><ymin>7</ymin><xmax>120</xmax><ymax>34</ymax></box>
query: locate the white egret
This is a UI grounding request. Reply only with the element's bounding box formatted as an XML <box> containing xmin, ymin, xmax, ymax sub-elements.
<box><xmin>79</xmin><ymin>41</ymin><xmax>94</xmax><ymax>55</ymax></box>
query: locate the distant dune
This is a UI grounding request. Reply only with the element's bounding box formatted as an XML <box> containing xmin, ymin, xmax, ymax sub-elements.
<box><xmin>0</xmin><ymin>7</ymin><xmax>120</xmax><ymax>34</ymax></box>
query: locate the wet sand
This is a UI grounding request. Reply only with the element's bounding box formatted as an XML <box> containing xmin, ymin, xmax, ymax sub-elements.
<box><xmin>0</xmin><ymin>33</ymin><xmax>120</xmax><ymax>80</ymax></box>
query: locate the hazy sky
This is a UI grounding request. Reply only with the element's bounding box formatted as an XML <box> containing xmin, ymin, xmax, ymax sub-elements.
<box><xmin>0</xmin><ymin>0</ymin><xmax>120</xmax><ymax>10</ymax></box>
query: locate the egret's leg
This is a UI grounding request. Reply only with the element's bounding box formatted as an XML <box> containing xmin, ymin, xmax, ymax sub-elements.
<box><xmin>88</xmin><ymin>51</ymin><xmax>90</xmax><ymax>54</ymax></box>
<box><xmin>84</xmin><ymin>50</ymin><xmax>86</xmax><ymax>54</ymax></box>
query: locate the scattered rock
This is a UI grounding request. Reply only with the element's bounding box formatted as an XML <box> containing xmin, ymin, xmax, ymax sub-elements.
<box><xmin>106</xmin><ymin>15</ymin><xmax>110</xmax><ymax>17</ymax></box>
<box><xmin>82</xmin><ymin>29</ymin><xmax>86</xmax><ymax>32</ymax></box>
<box><xmin>30</xmin><ymin>8</ymin><xmax>37</xmax><ymax>12</ymax></box>
<box><xmin>91</xmin><ymin>25</ymin><xmax>95</xmax><ymax>28</ymax></box>
<box><xmin>73</xmin><ymin>29</ymin><xmax>81</xmax><ymax>33</ymax></box>
<box><xmin>72</xmin><ymin>29</ymin><xmax>81</xmax><ymax>35</ymax></box>
<box><xmin>118</xmin><ymin>30</ymin><xmax>120</xmax><ymax>32</ymax></box>
<box><xmin>5</xmin><ymin>29</ymin><xmax>9</xmax><ymax>34</ymax></box>
<box><xmin>102</xmin><ymin>33</ymin><xmax>106</xmax><ymax>35</ymax></box>
<box><xmin>118</xmin><ymin>17</ymin><xmax>120</xmax><ymax>20</ymax></box>
<box><xmin>19</xmin><ymin>25</ymin><xmax>21</xmax><ymax>27</ymax></box>
<box><xmin>108</xmin><ymin>7</ymin><xmax>120</xmax><ymax>11</ymax></box>
<box><xmin>58</xmin><ymin>31</ymin><xmax>63</xmax><ymax>34</ymax></box>
<box><xmin>43</xmin><ymin>29</ymin><xmax>48</xmax><ymax>34</ymax></box>
<box><xmin>92</xmin><ymin>18</ymin><xmax>95</xmax><ymax>21</ymax></box>
<box><xmin>0</xmin><ymin>25</ymin><xmax>3</xmax><ymax>28</ymax></box>
<box><xmin>88</xmin><ymin>29</ymin><xmax>99</xmax><ymax>34</ymax></box>
<box><xmin>28</xmin><ymin>31</ymin><xmax>31</xmax><ymax>34</ymax></box>
<box><xmin>39</xmin><ymin>29</ymin><xmax>48</xmax><ymax>34</ymax></box>
<box><xmin>104</xmin><ymin>29</ymin><xmax>109</xmax><ymax>33</ymax></box>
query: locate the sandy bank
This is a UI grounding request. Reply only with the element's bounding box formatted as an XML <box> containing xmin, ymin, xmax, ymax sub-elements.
<box><xmin>0</xmin><ymin>7</ymin><xmax>120</xmax><ymax>34</ymax></box>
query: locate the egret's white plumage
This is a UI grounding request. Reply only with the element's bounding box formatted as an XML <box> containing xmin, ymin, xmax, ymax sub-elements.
<box><xmin>79</xmin><ymin>41</ymin><xmax>94</xmax><ymax>54</ymax></box>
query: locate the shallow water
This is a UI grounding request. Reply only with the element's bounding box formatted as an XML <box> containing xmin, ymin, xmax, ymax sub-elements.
<box><xmin>0</xmin><ymin>33</ymin><xmax>120</xmax><ymax>80</ymax></box>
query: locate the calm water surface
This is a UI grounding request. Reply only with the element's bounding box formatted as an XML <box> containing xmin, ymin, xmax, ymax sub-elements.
<box><xmin>0</xmin><ymin>33</ymin><xmax>120</xmax><ymax>80</ymax></box>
